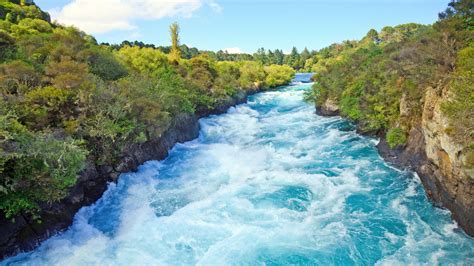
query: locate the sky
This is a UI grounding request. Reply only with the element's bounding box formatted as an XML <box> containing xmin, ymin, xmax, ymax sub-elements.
<box><xmin>34</xmin><ymin>0</ymin><xmax>450</xmax><ymax>54</ymax></box>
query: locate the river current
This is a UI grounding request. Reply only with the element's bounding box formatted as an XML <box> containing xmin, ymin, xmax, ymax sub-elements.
<box><xmin>4</xmin><ymin>74</ymin><xmax>474</xmax><ymax>265</ymax></box>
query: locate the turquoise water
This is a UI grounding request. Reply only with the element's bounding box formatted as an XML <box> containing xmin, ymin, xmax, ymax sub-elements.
<box><xmin>4</xmin><ymin>75</ymin><xmax>474</xmax><ymax>265</ymax></box>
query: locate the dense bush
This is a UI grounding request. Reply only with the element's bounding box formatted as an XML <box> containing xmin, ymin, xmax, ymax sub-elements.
<box><xmin>306</xmin><ymin>0</ymin><xmax>472</xmax><ymax>145</ymax></box>
<box><xmin>238</xmin><ymin>61</ymin><xmax>266</xmax><ymax>89</ymax></box>
<box><xmin>441</xmin><ymin>46</ymin><xmax>474</xmax><ymax>147</ymax></box>
<box><xmin>0</xmin><ymin>110</ymin><xmax>87</xmax><ymax>218</ymax></box>
<box><xmin>0</xmin><ymin>1</ymin><xmax>295</xmax><ymax>220</ymax></box>
<box><xmin>386</xmin><ymin>127</ymin><xmax>407</xmax><ymax>148</ymax></box>
<box><xmin>264</xmin><ymin>64</ymin><xmax>295</xmax><ymax>88</ymax></box>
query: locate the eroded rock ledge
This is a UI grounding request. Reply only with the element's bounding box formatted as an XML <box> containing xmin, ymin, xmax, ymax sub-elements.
<box><xmin>0</xmin><ymin>89</ymin><xmax>257</xmax><ymax>259</ymax></box>
<box><xmin>316</xmin><ymin>98</ymin><xmax>340</xmax><ymax>116</ymax></box>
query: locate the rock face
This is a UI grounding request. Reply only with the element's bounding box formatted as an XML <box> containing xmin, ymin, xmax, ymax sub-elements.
<box><xmin>316</xmin><ymin>98</ymin><xmax>340</xmax><ymax>116</ymax></box>
<box><xmin>317</xmin><ymin>88</ymin><xmax>474</xmax><ymax>236</ymax></box>
<box><xmin>379</xmin><ymin>87</ymin><xmax>473</xmax><ymax>236</ymax></box>
<box><xmin>418</xmin><ymin>86</ymin><xmax>473</xmax><ymax>235</ymax></box>
<box><xmin>0</xmin><ymin>89</ymin><xmax>256</xmax><ymax>259</ymax></box>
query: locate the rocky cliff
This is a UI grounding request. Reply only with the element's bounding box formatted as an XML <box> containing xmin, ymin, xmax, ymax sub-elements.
<box><xmin>316</xmin><ymin>89</ymin><xmax>474</xmax><ymax>236</ymax></box>
<box><xmin>316</xmin><ymin>98</ymin><xmax>340</xmax><ymax>116</ymax></box>
<box><xmin>0</xmin><ymin>89</ymin><xmax>257</xmax><ymax>259</ymax></box>
<box><xmin>417</xmin><ymin>86</ymin><xmax>473</xmax><ymax>235</ymax></box>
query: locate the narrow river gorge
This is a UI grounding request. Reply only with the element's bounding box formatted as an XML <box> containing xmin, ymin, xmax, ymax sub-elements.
<box><xmin>4</xmin><ymin>75</ymin><xmax>474</xmax><ymax>265</ymax></box>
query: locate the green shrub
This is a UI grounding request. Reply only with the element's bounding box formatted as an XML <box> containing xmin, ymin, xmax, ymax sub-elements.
<box><xmin>264</xmin><ymin>64</ymin><xmax>295</xmax><ymax>88</ymax></box>
<box><xmin>441</xmin><ymin>46</ymin><xmax>474</xmax><ymax>147</ymax></box>
<box><xmin>10</xmin><ymin>18</ymin><xmax>52</xmax><ymax>37</ymax></box>
<box><xmin>238</xmin><ymin>61</ymin><xmax>265</xmax><ymax>89</ymax></box>
<box><xmin>86</xmin><ymin>48</ymin><xmax>128</xmax><ymax>81</ymax></box>
<box><xmin>386</xmin><ymin>127</ymin><xmax>407</xmax><ymax>148</ymax></box>
<box><xmin>0</xmin><ymin>2</ymin><xmax>299</xmax><ymax>221</ymax></box>
<box><xmin>213</xmin><ymin>61</ymin><xmax>240</xmax><ymax>97</ymax></box>
<box><xmin>116</xmin><ymin>45</ymin><xmax>168</xmax><ymax>74</ymax></box>
<box><xmin>0</xmin><ymin>112</ymin><xmax>87</xmax><ymax>219</ymax></box>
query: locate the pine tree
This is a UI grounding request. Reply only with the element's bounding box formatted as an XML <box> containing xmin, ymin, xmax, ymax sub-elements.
<box><xmin>301</xmin><ymin>47</ymin><xmax>311</xmax><ymax>62</ymax></box>
<box><xmin>289</xmin><ymin>47</ymin><xmax>300</xmax><ymax>68</ymax></box>
<box><xmin>267</xmin><ymin>49</ymin><xmax>275</xmax><ymax>64</ymax></box>
<box><xmin>254</xmin><ymin>47</ymin><xmax>267</xmax><ymax>64</ymax></box>
<box><xmin>274</xmin><ymin>49</ymin><xmax>284</xmax><ymax>65</ymax></box>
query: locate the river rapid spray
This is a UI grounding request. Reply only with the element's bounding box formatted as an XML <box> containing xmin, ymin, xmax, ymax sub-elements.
<box><xmin>3</xmin><ymin>74</ymin><xmax>474</xmax><ymax>265</ymax></box>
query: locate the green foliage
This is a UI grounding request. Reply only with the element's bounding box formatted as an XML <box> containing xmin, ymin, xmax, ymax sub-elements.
<box><xmin>23</xmin><ymin>86</ymin><xmax>71</xmax><ymax>128</ymax></box>
<box><xmin>0</xmin><ymin>1</ymin><xmax>49</xmax><ymax>22</ymax></box>
<box><xmin>10</xmin><ymin>18</ymin><xmax>52</xmax><ymax>37</ymax></box>
<box><xmin>264</xmin><ymin>64</ymin><xmax>295</xmax><ymax>88</ymax></box>
<box><xmin>213</xmin><ymin>61</ymin><xmax>240</xmax><ymax>96</ymax></box>
<box><xmin>340</xmin><ymin>96</ymin><xmax>362</xmax><ymax>120</ymax></box>
<box><xmin>85</xmin><ymin>48</ymin><xmax>128</xmax><ymax>81</ymax></box>
<box><xmin>0</xmin><ymin>2</ymin><xmax>296</xmax><ymax>220</ymax></box>
<box><xmin>307</xmin><ymin>0</ymin><xmax>472</xmax><ymax>149</ymax></box>
<box><xmin>45</xmin><ymin>58</ymin><xmax>89</xmax><ymax>89</ymax></box>
<box><xmin>186</xmin><ymin>54</ymin><xmax>217</xmax><ymax>91</ymax></box>
<box><xmin>116</xmin><ymin>46</ymin><xmax>168</xmax><ymax>74</ymax></box>
<box><xmin>5</xmin><ymin>12</ymin><xmax>15</xmax><ymax>22</ymax></box>
<box><xmin>0</xmin><ymin>110</ymin><xmax>87</xmax><ymax>219</ymax></box>
<box><xmin>366</xmin><ymin>29</ymin><xmax>380</xmax><ymax>43</ymax></box>
<box><xmin>0</xmin><ymin>29</ymin><xmax>14</xmax><ymax>58</ymax></box>
<box><xmin>386</xmin><ymin>127</ymin><xmax>407</xmax><ymax>148</ymax></box>
<box><xmin>238</xmin><ymin>61</ymin><xmax>266</xmax><ymax>89</ymax></box>
<box><xmin>441</xmin><ymin>45</ymin><xmax>474</xmax><ymax>146</ymax></box>
<box><xmin>0</xmin><ymin>60</ymin><xmax>39</xmax><ymax>94</ymax></box>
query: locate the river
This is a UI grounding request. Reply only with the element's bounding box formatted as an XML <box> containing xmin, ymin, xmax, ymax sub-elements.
<box><xmin>4</xmin><ymin>74</ymin><xmax>474</xmax><ymax>265</ymax></box>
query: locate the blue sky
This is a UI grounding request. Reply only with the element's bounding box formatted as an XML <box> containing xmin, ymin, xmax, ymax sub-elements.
<box><xmin>35</xmin><ymin>0</ymin><xmax>449</xmax><ymax>53</ymax></box>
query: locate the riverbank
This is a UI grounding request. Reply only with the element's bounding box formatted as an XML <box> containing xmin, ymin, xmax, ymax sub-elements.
<box><xmin>0</xmin><ymin>87</ymin><xmax>261</xmax><ymax>259</ymax></box>
<box><xmin>316</xmin><ymin>100</ymin><xmax>474</xmax><ymax>237</ymax></box>
<box><xmin>5</xmin><ymin>80</ymin><xmax>473</xmax><ymax>264</ymax></box>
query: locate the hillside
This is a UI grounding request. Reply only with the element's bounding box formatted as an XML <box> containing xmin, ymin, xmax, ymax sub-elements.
<box><xmin>0</xmin><ymin>0</ymin><xmax>296</xmax><ymax>256</ymax></box>
<box><xmin>305</xmin><ymin>0</ymin><xmax>473</xmax><ymax>234</ymax></box>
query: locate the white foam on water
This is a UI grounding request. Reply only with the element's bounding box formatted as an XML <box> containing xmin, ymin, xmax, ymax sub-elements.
<box><xmin>3</xmin><ymin>82</ymin><xmax>474</xmax><ymax>266</ymax></box>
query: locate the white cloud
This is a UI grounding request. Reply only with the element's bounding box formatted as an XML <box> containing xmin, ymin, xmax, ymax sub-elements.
<box><xmin>51</xmin><ymin>0</ymin><xmax>211</xmax><ymax>34</ymax></box>
<box><xmin>223</xmin><ymin>47</ymin><xmax>245</xmax><ymax>54</ymax></box>
<box><xmin>208</xmin><ymin>0</ymin><xmax>222</xmax><ymax>13</ymax></box>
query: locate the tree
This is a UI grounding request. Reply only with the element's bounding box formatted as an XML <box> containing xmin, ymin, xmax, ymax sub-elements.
<box><xmin>274</xmin><ymin>49</ymin><xmax>284</xmax><ymax>65</ymax></box>
<box><xmin>45</xmin><ymin>58</ymin><xmax>89</xmax><ymax>89</ymax></box>
<box><xmin>366</xmin><ymin>29</ymin><xmax>380</xmax><ymax>43</ymax></box>
<box><xmin>86</xmin><ymin>48</ymin><xmax>128</xmax><ymax>81</ymax></box>
<box><xmin>287</xmin><ymin>47</ymin><xmax>301</xmax><ymax>69</ymax></box>
<box><xmin>187</xmin><ymin>54</ymin><xmax>217</xmax><ymax>91</ymax></box>
<box><xmin>267</xmin><ymin>49</ymin><xmax>275</xmax><ymax>64</ymax></box>
<box><xmin>438</xmin><ymin>0</ymin><xmax>474</xmax><ymax>19</ymax></box>
<box><xmin>0</xmin><ymin>60</ymin><xmax>40</xmax><ymax>94</ymax></box>
<box><xmin>253</xmin><ymin>47</ymin><xmax>267</xmax><ymax>64</ymax></box>
<box><xmin>0</xmin><ymin>30</ymin><xmax>15</xmax><ymax>62</ymax></box>
<box><xmin>301</xmin><ymin>47</ymin><xmax>311</xmax><ymax>62</ymax></box>
<box><xmin>264</xmin><ymin>64</ymin><xmax>295</xmax><ymax>87</ymax></box>
<box><xmin>116</xmin><ymin>46</ymin><xmax>168</xmax><ymax>74</ymax></box>
<box><xmin>238</xmin><ymin>61</ymin><xmax>265</xmax><ymax>89</ymax></box>
<box><xmin>169</xmin><ymin>22</ymin><xmax>181</xmax><ymax>62</ymax></box>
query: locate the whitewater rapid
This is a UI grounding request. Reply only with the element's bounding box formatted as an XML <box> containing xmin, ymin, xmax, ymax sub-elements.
<box><xmin>4</xmin><ymin>75</ymin><xmax>474</xmax><ymax>265</ymax></box>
